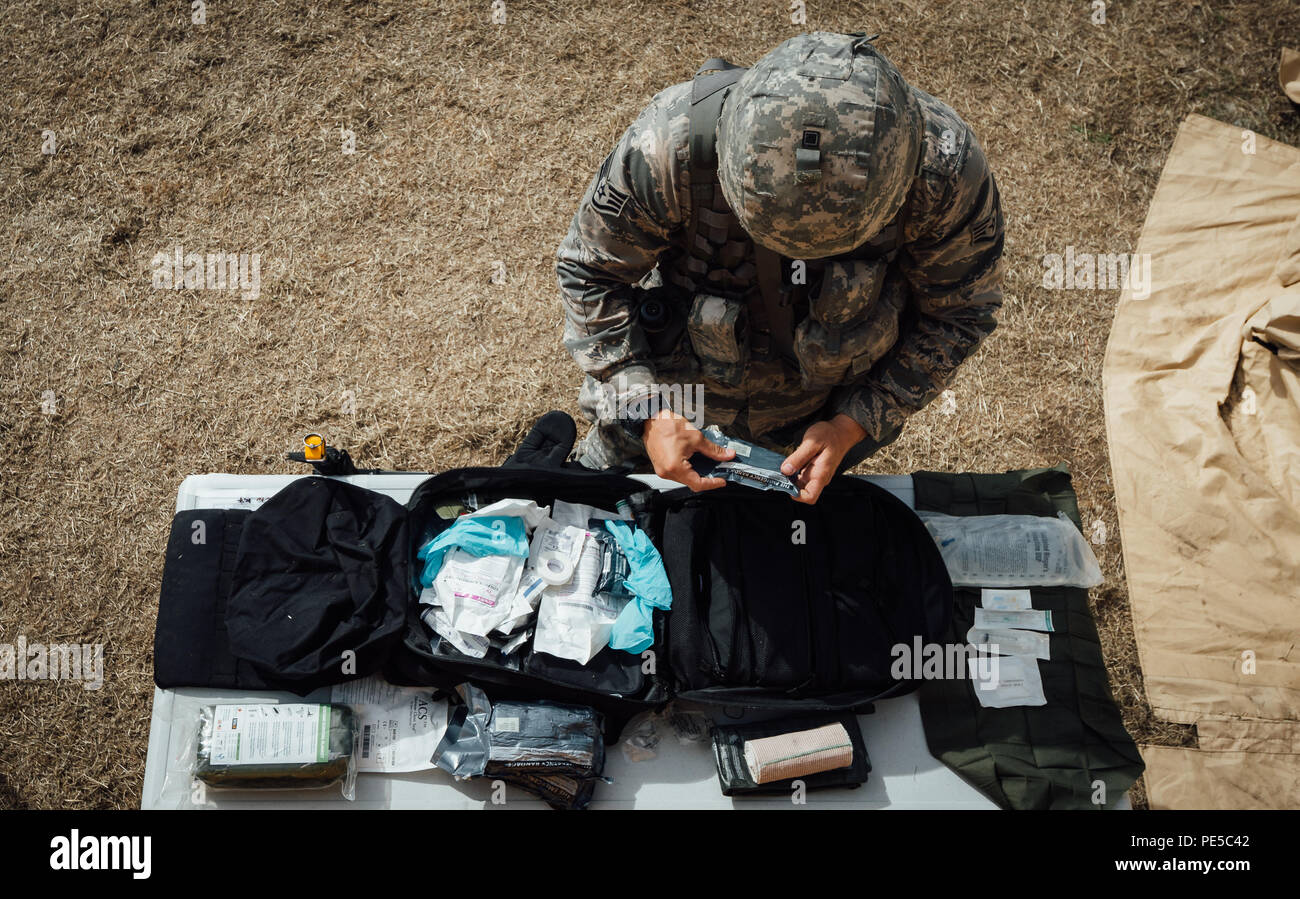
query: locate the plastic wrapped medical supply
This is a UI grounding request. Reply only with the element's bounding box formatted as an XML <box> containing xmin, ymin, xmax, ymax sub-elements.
<box><xmin>689</xmin><ymin>426</ymin><xmax>799</xmax><ymax>496</ymax></box>
<box><xmin>417</xmin><ymin>499</ymin><xmax>550</xmax><ymax>656</ymax></box>
<box><xmin>432</xmin><ymin>683</ymin><xmax>606</xmax><ymax>810</ymax></box>
<box><xmin>192</xmin><ymin>703</ymin><xmax>358</xmax><ymax>799</ymax></box>
<box><xmin>917</xmin><ymin>511</ymin><xmax>1103</xmax><ymax>587</ymax></box>
<box><xmin>416</xmin><ymin>514</ymin><xmax>529</xmax><ymax>588</ymax></box>
<box><xmin>533</xmin><ymin>527</ymin><xmax>631</xmax><ymax>665</ymax></box>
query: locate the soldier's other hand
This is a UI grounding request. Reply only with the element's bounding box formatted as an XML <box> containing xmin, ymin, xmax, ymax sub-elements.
<box><xmin>782</xmin><ymin>414</ymin><xmax>867</xmax><ymax>505</ymax></box>
<box><xmin>642</xmin><ymin>410</ymin><xmax>734</xmax><ymax>492</ymax></box>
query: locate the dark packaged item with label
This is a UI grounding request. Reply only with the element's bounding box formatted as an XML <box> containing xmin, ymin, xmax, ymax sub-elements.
<box><xmin>432</xmin><ymin>683</ymin><xmax>606</xmax><ymax>809</ymax></box>
<box><xmin>689</xmin><ymin>426</ymin><xmax>800</xmax><ymax>496</ymax></box>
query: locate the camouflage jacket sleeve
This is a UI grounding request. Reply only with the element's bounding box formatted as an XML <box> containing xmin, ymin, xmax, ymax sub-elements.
<box><xmin>829</xmin><ymin>128</ymin><xmax>1005</xmax><ymax>442</ymax></box>
<box><xmin>556</xmin><ymin>85</ymin><xmax>688</xmax><ymax>411</ymax></box>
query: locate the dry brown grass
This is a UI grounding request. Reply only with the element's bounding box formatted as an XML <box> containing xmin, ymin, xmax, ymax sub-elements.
<box><xmin>1</xmin><ymin>0</ymin><xmax>1297</xmax><ymax>809</ymax></box>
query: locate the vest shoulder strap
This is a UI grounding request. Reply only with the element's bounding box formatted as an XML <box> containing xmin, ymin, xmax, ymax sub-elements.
<box><xmin>687</xmin><ymin>59</ymin><xmax>746</xmax><ymax>207</ymax></box>
<box><xmin>687</xmin><ymin>59</ymin><xmax>801</xmax><ymax>363</ymax></box>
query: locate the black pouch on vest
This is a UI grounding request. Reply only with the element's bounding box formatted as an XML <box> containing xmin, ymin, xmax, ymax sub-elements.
<box><xmin>711</xmin><ymin>713</ymin><xmax>870</xmax><ymax>796</ymax></box>
<box><xmin>685</xmin><ymin>292</ymin><xmax>750</xmax><ymax>385</ymax></box>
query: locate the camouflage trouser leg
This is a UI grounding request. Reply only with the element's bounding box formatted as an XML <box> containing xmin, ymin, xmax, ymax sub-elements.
<box><xmin>573</xmin><ymin>375</ymin><xmax>650</xmax><ymax>470</ymax></box>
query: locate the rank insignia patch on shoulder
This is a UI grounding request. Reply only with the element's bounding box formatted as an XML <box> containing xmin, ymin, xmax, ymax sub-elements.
<box><xmin>970</xmin><ymin>190</ymin><xmax>1001</xmax><ymax>244</ymax></box>
<box><xmin>591</xmin><ymin>151</ymin><xmax>630</xmax><ymax>217</ymax></box>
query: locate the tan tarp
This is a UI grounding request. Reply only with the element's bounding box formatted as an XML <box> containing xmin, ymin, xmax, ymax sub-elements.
<box><xmin>1103</xmin><ymin>114</ymin><xmax>1300</xmax><ymax>809</ymax></box>
<box><xmin>1282</xmin><ymin>48</ymin><xmax>1300</xmax><ymax>105</ymax></box>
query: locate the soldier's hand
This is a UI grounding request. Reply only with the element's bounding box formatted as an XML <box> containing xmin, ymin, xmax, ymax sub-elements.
<box><xmin>781</xmin><ymin>415</ymin><xmax>867</xmax><ymax>505</ymax></box>
<box><xmin>642</xmin><ymin>410</ymin><xmax>735</xmax><ymax>492</ymax></box>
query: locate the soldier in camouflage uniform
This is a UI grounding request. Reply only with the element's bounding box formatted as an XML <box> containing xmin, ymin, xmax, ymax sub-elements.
<box><xmin>557</xmin><ymin>32</ymin><xmax>1004</xmax><ymax>503</ymax></box>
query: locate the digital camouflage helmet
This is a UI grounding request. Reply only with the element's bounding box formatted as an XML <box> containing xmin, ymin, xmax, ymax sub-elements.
<box><xmin>717</xmin><ymin>32</ymin><xmax>925</xmax><ymax>259</ymax></box>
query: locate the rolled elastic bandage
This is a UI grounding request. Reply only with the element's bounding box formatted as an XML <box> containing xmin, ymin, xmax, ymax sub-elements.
<box><xmin>741</xmin><ymin>723</ymin><xmax>854</xmax><ymax>784</ymax></box>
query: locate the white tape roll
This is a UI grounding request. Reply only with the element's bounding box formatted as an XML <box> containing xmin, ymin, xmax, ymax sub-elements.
<box><xmin>537</xmin><ymin>552</ymin><xmax>574</xmax><ymax>585</ymax></box>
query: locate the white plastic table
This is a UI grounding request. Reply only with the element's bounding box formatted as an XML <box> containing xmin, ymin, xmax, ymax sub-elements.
<box><xmin>138</xmin><ymin>471</ymin><xmax>1079</xmax><ymax>809</ymax></box>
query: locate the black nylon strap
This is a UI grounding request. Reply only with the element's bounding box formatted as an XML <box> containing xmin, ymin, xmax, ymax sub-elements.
<box><xmin>686</xmin><ymin>57</ymin><xmax>803</xmax><ymax>368</ymax></box>
<box><xmin>754</xmin><ymin>244</ymin><xmax>795</xmax><ymax>363</ymax></box>
<box><xmin>685</xmin><ymin>60</ymin><xmax>747</xmax><ymax>292</ymax></box>
<box><xmin>687</xmin><ymin>67</ymin><xmax>744</xmax><ymax>196</ymax></box>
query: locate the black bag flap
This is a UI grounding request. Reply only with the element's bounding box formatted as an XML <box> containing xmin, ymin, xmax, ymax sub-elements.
<box><xmin>155</xmin><ymin>508</ymin><xmax>277</xmax><ymax>690</ymax></box>
<box><xmin>225</xmin><ymin>476</ymin><xmax>410</xmax><ymax>691</ymax></box>
<box><xmin>653</xmin><ymin>475</ymin><xmax>953</xmax><ymax>709</ymax></box>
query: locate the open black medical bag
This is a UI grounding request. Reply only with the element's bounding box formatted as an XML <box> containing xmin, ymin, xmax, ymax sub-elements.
<box><xmin>155</xmin><ymin>457</ymin><xmax>954</xmax><ymax>737</ymax></box>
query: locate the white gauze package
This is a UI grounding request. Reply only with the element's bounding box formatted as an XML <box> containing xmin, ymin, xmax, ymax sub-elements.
<box><xmin>533</xmin><ymin>532</ymin><xmax>630</xmax><ymax>665</ymax></box>
<box><xmin>330</xmin><ymin>676</ymin><xmax>449</xmax><ymax>773</ymax></box>
<box><xmin>431</xmin><ymin>547</ymin><xmax>525</xmax><ymax>637</ymax></box>
<box><xmin>465</xmin><ymin>497</ymin><xmax>550</xmax><ymax>528</ymax></box>
<box><xmin>493</xmin><ymin>519</ymin><xmax>587</xmax><ymax>636</ymax></box>
<box><xmin>967</xmin><ymin>654</ymin><xmax>1048</xmax><ymax>708</ymax></box>
<box><xmin>551</xmin><ymin>500</ymin><xmax>627</xmax><ymax>528</ymax></box>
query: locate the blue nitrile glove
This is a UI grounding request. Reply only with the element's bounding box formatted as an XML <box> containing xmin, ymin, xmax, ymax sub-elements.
<box><xmin>604</xmin><ymin>519</ymin><xmax>672</xmax><ymax>653</ymax></box>
<box><xmin>416</xmin><ymin>515</ymin><xmax>529</xmax><ymax>588</ymax></box>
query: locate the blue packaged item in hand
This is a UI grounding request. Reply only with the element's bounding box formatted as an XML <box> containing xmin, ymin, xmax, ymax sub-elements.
<box><xmin>689</xmin><ymin>426</ymin><xmax>799</xmax><ymax>497</ymax></box>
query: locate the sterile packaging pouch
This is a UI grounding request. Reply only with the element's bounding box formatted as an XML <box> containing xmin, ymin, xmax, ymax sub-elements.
<box><xmin>494</xmin><ymin>574</ymin><xmax>547</xmax><ymax>637</ymax></box>
<box><xmin>973</xmin><ymin>607</ymin><xmax>1054</xmax><ymax>632</ymax></box>
<box><xmin>529</xmin><ymin>518</ymin><xmax>588</xmax><ymax>586</ymax></box>
<box><xmin>465</xmin><ymin>497</ymin><xmax>550</xmax><ymax>529</ymax></box>
<box><xmin>966</xmin><ymin>626</ymin><xmax>1051</xmax><ymax>661</ymax></box>
<box><xmin>533</xmin><ymin>533</ymin><xmax>630</xmax><ymax>664</ymax></box>
<box><xmin>330</xmin><ymin>676</ymin><xmax>449</xmax><ymax>774</ymax></box>
<box><xmin>534</xmin><ymin>591</ymin><xmax>630</xmax><ymax>665</ymax></box>
<box><xmin>551</xmin><ymin>500</ymin><xmax>627</xmax><ymax>528</ymax></box>
<box><xmin>432</xmin><ymin>683</ymin><xmax>606</xmax><ymax>810</ymax></box>
<box><xmin>421</xmin><ymin>600</ymin><xmax>491</xmax><ymax>659</ymax></box>
<box><xmin>980</xmin><ymin>588</ymin><xmax>1034</xmax><ymax>610</ymax></box>
<box><xmin>191</xmin><ymin>703</ymin><xmax>358</xmax><ymax>799</ymax></box>
<box><xmin>430</xmin><ymin>548</ymin><xmax>525</xmax><ymax>637</ymax></box>
<box><xmin>967</xmin><ymin>654</ymin><xmax>1048</xmax><ymax>708</ymax></box>
<box><xmin>917</xmin><ymin>511</ymin><xmax>1103</xmax><ymax>587</ymax></box>
<box><xmin>689</xmin><ymin>426</ymin><xmax>800</xmax><ymax>496</ymax></box>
